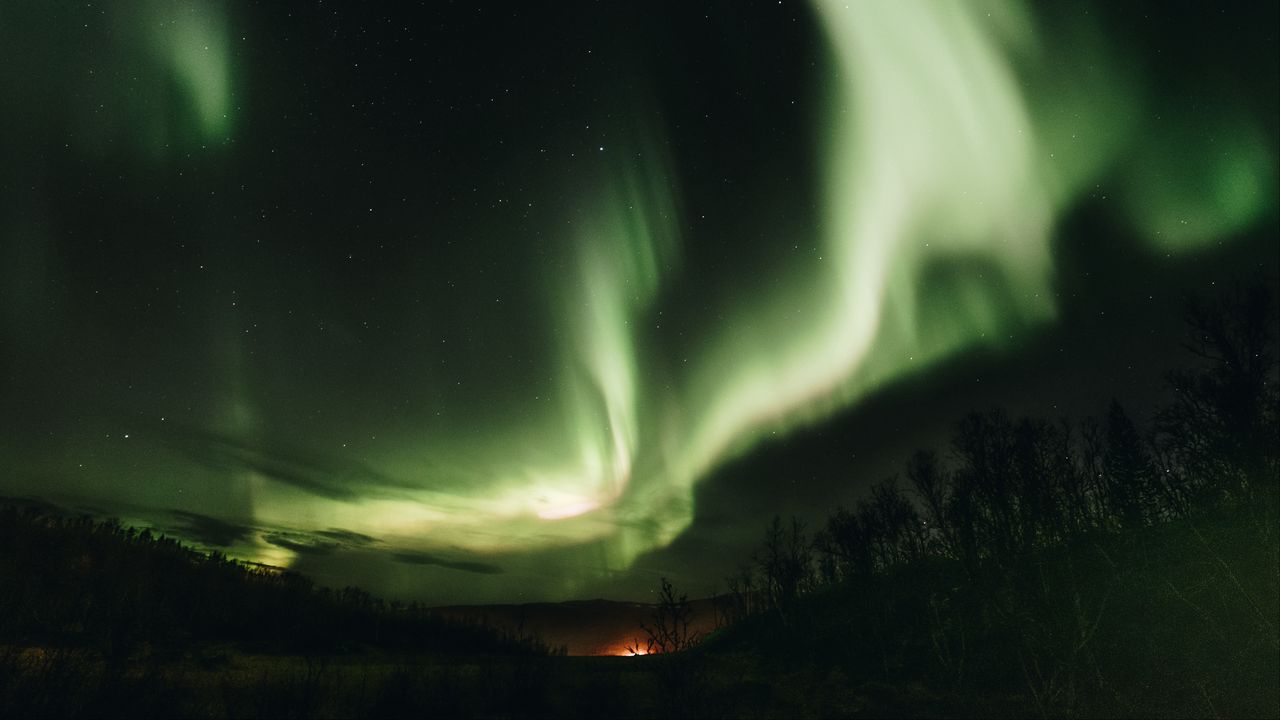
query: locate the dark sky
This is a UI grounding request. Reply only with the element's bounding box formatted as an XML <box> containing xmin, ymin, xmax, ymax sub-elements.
<box><xmin>1</xmin><ymin>0</ymin><xmax>1276</xmax><ymax>604</ymax></box>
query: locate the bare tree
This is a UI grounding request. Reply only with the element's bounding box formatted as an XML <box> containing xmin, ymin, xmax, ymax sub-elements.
<box><xmin>822</xmin><ymin>506</ymin><xmax>874</xmax><ymax>580</ymax></box>
<box><xmin>756</xmin><ymin>515</ymin><xmax>814</xmax><ymax>620</ymax></box>
<box><xmin>869</xmin><ymin>477</ymin><xmax>925</xmax><ymax>566</ymax></box>
<box><xmin>1157</xmin><ymin>280</ymin><xmax>1279</xmax><ymax>520</ymax></box>
<box><xmin>630</xmin><ymin>577</ymin><xmax>699</xmax><ymax>655</ymax></box>
<box><xmin>907</xmin><ymin>449</ymin><xmax>954</xmax><ymax>556</ymax></box>
<box><xmin>1103</xmin><ymin>399</ymin><xmax>1155</xmax><ymax>529</ymax></box>
<box><xmin>628</xmin><ymin>577</ymin><xmax>708</xmax><ymax>717</ymax></box>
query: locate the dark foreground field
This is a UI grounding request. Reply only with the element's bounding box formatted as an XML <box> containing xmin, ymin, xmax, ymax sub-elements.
<box><xmin>0</xmin><ymin>643</ymin><xmax>1037</xmax><ymax>719</ymax></box>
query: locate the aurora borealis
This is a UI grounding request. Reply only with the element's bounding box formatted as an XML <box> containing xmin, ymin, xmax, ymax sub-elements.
<box><xmin>1</xmin><ymin>1</ymin><xmax>1276</xmax><ymax>604</ymax></box>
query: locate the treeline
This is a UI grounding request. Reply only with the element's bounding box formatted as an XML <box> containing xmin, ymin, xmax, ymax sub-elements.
<box><xmin>0</xmin><ymin>507</ymin><xmax>551</xmax><ymax>659</ymax></box>
<box><xmin>711</xmin><ymin>281</ymin><xmax>1279</xmax><ymax>716</ymax></box>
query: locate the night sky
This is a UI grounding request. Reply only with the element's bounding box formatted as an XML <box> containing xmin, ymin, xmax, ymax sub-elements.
<box><xmin>1</xmin><ymin>1</ymin><xmax>1276</xmax><ymax>604</ymax></box>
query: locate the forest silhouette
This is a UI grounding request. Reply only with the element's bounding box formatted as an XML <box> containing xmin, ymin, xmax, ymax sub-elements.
<box><xmin>693</xmin><ymin>278</ymin><xmax>1278</xmax><ymax>717</ymax></box>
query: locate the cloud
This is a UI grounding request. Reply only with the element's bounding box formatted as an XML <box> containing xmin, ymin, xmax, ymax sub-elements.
<box><xmin>169</xmin><ymin>509</ymin><xmax>255</xmax><ymax>547</ymax></box>
<box><xmin>155</xmin><ymin>424</ymin><xmax>420</xmax><ymax>501</ymax></box>
<box><xmin>261</xmin><ymin>527</ymin><xmax>382</xmax><ymax>556</ymax></box>
<box><xmin>262</xmin><ymin>531</ymin><xmax>340</xmax><ymax>556</ymax></box>
<box><xmin>315</xmin><ymin>528</ymin><xmax>378</xmax><ymax>546</ymax></box>
<box><xmin>389</xmin><ymin>550</ymin><xmax>504</xmax><ymax>575</ymax></box>
<box><xmin>0</xmin><ymin>494</ymin><xmax>69</xmax><ymax>516</ymax></box>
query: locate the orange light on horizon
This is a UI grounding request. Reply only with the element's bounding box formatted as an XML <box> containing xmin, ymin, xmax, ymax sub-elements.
<box><xmin>606</xmin><ymin>638</ymin><xmax>651</xmax><ymax>656</ymax></box>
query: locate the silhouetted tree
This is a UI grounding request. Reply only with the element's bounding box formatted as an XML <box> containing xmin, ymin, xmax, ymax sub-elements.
<box><xmin>868</xmin><ymin>478</ymin><xmax>924</xmax><ymax>566</ymax></box>
<box><xmin>629</xmin><ymin>577</ymin><xmax>708</xmax><ymax>718</ymax></box>
<box><xmin>1157</xmin><ymin>280</ymin><xmax>1280</xmax><ymax>518</ymax></box>
<box><xmin>820</xmin><ymin>506</ymin><xmax>875</xmax><ymax>581</ymax></box>
<box><xmin>907</xmin><ymin>449</ymin><xmax>953</xmax><ymax>555</ymax></box>
<box><xmin>952</xmin><ymin>409</ymin><xmax>1022</xmax><ymax>562</ymax></box>
<box><xmin>1103</xmin><ymin>400</ymin><xmax>1155</xmax><ymax>529</ymax></box>
<box><xmin>1051</xmin><ymin>419</ymin><xmax>1094</xmax><ymax>537</ymax></box>
<box><xmin>723</xmin><ymin>564</ymin><xmax>759</xmax><ymax>623</ymax></box>
<box><xmin>755</xmin><ymin>515</ymin><xmax>814</xmax><ymax>620</ymax></box>
<box><xmin>633</xmin><ymin>577</ymin><xmax>699</xmax><ymax>655</ymax></box>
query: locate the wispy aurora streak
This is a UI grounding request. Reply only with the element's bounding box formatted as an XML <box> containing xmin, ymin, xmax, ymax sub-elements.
<box><xmin>545</xmin><ymin>153</ymin><xmax>682</xmax><ymax>520</ymax></box>
<box><xmin>147</xmin><ymin>0</ymin><xmax>234</xmax><ymax>142</ymax></box>
<box><xmin>217</xmin><ymin>1</ymin><xmax>1273</xmax><ymax>575</ymax></box>
<box><xmin>675</xmin><ymin>0</ymin><xmax>1058</xmax><ymax>513</ymax></box>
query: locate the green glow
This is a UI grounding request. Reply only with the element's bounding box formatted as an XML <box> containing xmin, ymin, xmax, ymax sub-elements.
<box><xmin>238</xmin><ymin>0</ymin><xmax>1076</xmax><ymax>569</ymax></box>
<box><xmin>553</xmin><ymin>150</ymin><xmax>681</xmax><ymax>516</ymax></box>
<box><xmin>12</xmin><ymin>1</ymin><xmax>1266</xmax><ymax>592</ymax></box>
<box><xmin>220</xmin><ymin>139</ymin><xmax>688</xmax><ymax>573</ymax></box>
<box><xmin>147</xmin><ymin>0</ymin><xmax>234</xmax><ymax>142</ymax></box>
<box><xmin>676</xmin><ymin>0</ymin><xmax>1058</xmax><ymax>505</ymax></box>
<box><xmin>1120</xmin><ymin>112</ymin><xmax>1276</xmax><ymax>252</ymax></box>
<box><xmin>209</xmin><ymin>0</ymin><xmax>1274</xmax><ymax>581</ymax></box>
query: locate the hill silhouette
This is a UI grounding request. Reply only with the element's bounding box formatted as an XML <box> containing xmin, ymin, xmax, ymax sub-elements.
<box><xmin>0</xmin><ymin>502</ymin><xmax>549</xmax><ymax>659</ymax></box>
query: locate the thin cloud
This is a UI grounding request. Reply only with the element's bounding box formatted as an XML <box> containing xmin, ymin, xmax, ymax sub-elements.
<box><xmin>169</xmin><ymin>509</ymin><xmax>255</xmax><ymax>547</ymax></box>
<box><xmin>156</xmin><ymin>423</ymin><xmax>421</xmax><ymax>501</ymax></box>
<box><xmin>390</xmin><ymin>550</ymin><xmax>504</xmax><ymax>575</ymax></box>
<box><xmin>315</xmin><ymin>528</ymin><xmax>379</xmax><ymax>546</ymax></box>
<box><xmin>262</xmin><ymin>531</ymin><xmax>340</xmax><ymax>556</ymax></box>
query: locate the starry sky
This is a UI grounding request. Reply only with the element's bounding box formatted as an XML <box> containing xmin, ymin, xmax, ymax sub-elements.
<box><xmin>1</xmin><ymin>0</ymin><xmax>1276</xmax><ymax>604</ymax></box>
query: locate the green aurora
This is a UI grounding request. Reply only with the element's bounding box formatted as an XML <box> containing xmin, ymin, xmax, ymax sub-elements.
<box><xmin>0</xmin><ymin>0</ymin><xmax>1275</xmax><ymax>602</ymax></box>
